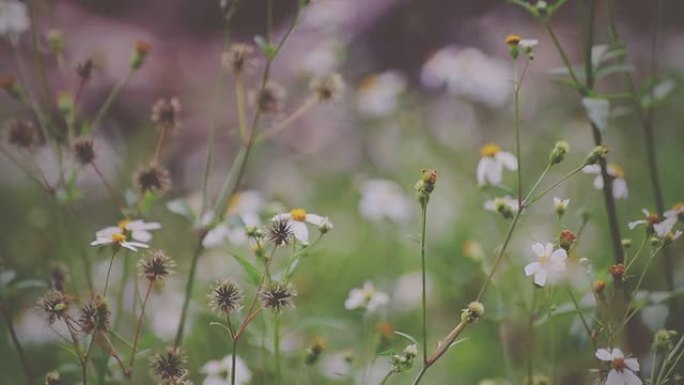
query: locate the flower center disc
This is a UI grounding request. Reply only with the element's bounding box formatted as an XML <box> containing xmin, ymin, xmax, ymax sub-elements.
<box><xmin>291</xmin><ymin>208</ymin><xmax>307</xmax><ymax>222</ymax></box>
<box><xmin>480</xmin><ymin>143</ymin><xmax>501</xmax><ymax>157</ymax></box>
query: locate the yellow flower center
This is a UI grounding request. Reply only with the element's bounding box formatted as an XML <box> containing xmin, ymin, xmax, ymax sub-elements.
<box><xmin>227</xmin><ymin>194</ymin><xmax>241</xmax><ymax>213</ymax></box>
<box><xmin>608</xmin><ymin>164</ymin><xmax>625</xmax><ymax>178</ymax></box>
<box><xmin>480</xmin><ymin>143</ymin><xmax>501</xmax><ymax>157</ymax></box>
<box><xmin>111</xmin><ymin>233</ymin><xmax>127</xmax><ymax>243</ymax></box>
<box><xmin>505</xmin><ymin>34</ymin><xmax>522</xmax><ymax>46</ymax></box>
<box><xmin>672</xmin><ymin>202</ymin><xmax>684</xmax><ymax>211</ymax></box>
<box><xmin>538</xmin><ymin>254</ymin><xmax>549</xmax><ymax>266</ymax></box>
<box><xmin>117</xmin><ymin>219</ymin><xmax>131</xmax><ymax>229</ymax></box>
<box><xmin>290</xmin><ymin>208</ymin><xmax>307</xmax><ymax>222</ymax></box>
<box><xmin>358</xmin><ymin>75</ymin><xmax>378</xmax><ymax>93</ymax></box>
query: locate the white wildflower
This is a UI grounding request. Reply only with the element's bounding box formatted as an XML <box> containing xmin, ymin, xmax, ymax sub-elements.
<box><xmin>344</xmin><ymin>281</ymin><xmax>389</xmax><ymax>313</ymax></box>
<box><xmin>524</xmin><ymin>242</ymin><xmax>567</xmax><ymax>287</ymax></box>
<box><xmin>477</xmin><ymin>143</ymin><xmax>517</xmax><ymax>186</ymax></box>
<box><xmin>595</xmin><ymin>348</ymin><xmax>642</xmax><ymax>385</ymax></box>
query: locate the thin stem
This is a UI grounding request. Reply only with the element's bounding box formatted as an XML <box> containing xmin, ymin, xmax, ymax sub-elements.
<box><xmin>525</xmin><ymin>163</ymin><xmax>586</xmax><ymax>206</ymax></box>
<box><xmin>566</xmin><ymin>286</ymin><xmax>597</xmax><ymax>352</ymax></box>
<box><xmin>0</xmin><ymin>145</ymin><xmax>52</xmax><ymax>193</ymax></box>
<box><xmin>152</xmin><ymin>125</ymin><xmax>169</xmax><ymax>163</ymax></box>
<box><xmin>411</xmin><ymin>366</ymin><xmax>428</xmax><ymax>385</ymax></box>
<box><xmin>231</xmin><ymin>338</ymin><xmax>238</xmax><ymax>385</ymax></box>
<box><xmin>257</xmin><ymin>97</ymin><xmax>316</xmax><ymax>142</ymax></box>
<box><xmin>103</xmin><ymin>249</ymin><xmax>118</xmax><ymax>297</ymax></box>
<box><xmin>379</xmin><ymin>371</ymin><xmax>394</xmax><ymax>385</ymax></box>
<box><xmin>419</xmin><ymin>202</ymin><xmax>428</xmax><ymax>365</ymax></box>
<box><xmin>274</xmin><ymin>314</ymin><xmax>282</xmax><ymax>385</ymax></box>
<box><xmin>236</xmin><ymin>76</ymin><xmax>249</xmax><ymax>141</ymax></box>
<box><xmin>477</xmin><ymin>209</ymin><xmax>522</xmax><ymax>301</ymax></box>
<box><xmin>28</xmin><ymin>0</ymin><xmax>52</xmax><ymax>106</ymax></box>
<box><xmin>543</xmin><ymin>22</ymin><xmax>583</xmax><ymax>92</ymax></box>
<box><xmin>522</xmin><ymin>164</ymin><xmax>551</xmax><ymax>204</ymax></box>
<box><xmin>89</xmin><ymin>70</ymin><xmax>134</xmax><ymax>135</ymax></box>
<box><xmin>91</xmin><ymin>161</ymin><xmax>125</xmax><ymax>210</ymax></box>
<box><xmin>1</xmin><ymin>305</ymin><xmax>32</xmax><ymax>385</ymax></box>
<box><xmin>624</xmin><ymin>235</ymin><xmax>648</xmax><ymax>272</ymax></box>
<box><xmin>128</xmin><ymin>280</ymin><xmax>153</xmax><ymax>369</ymax></box>
<box><xmin>174</xmin><ymin>238</ymin><xmax>204</xmax><ymax>347</ymax></box>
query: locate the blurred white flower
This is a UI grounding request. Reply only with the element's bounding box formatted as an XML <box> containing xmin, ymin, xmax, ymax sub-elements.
<box><xmin>90</xmin><ymin>226</ymin><xmax>149</xmax><ymax>252</ymax></box>
<box><xmin>595</xmin><ymin>348</ymin><xmax>642</xmax><ymax>385</ymax></box>
<box><xmin>628</xmin><ymin>209</ymin><xmax>660</xmax><ymax>230</ymax></box>
<box><xmin>653</xmin><ymin>216</ymin><xmax>681</xmax><ymax>240</ymax></box>
<box><xmin>0</xmin><ymin>0</ymin><xmax>29</xmax><ymax>38</ymax></box>
<box><xmin>201</xmin><ymin>355</ymin><xmax>252</xmax><ymax>385</ymax></box>
<box><xmin>664</xmin><ymin>202</ymin><xmax>684</xmax><ymax>219</ymax></box>
<box><xmin>356</xmin><ymin>71</ymin><xmax>406</xmax><ymax>117</ymax></box>
<box><xmin>484</xmin><ymin>196</ymin><xmax>519</xmax><ymax>214</ymax></box>
<box><xmin>320</xmin><ymin>351</ymin><xmax>352</xmax><ymax>380</ymax></box>
<box><xmin>421</xmin><ymin>46</ymin><xmax>511</xmax><ymax>108</ymax></box>
<box><xmin>524</xmin><ymin>242</ymin><xmax>567</xmax><ymax>287</ymax></box>
<box><xmin>477</xmin><ymin>143</ymin><xmax>517</xmax><ymax>186</ymax></box>
<box><xmin>227</xmin><ymin>190</ymin><xmax>265</xmax><ymax>227</ymax></box>
<box><xmin>273</xmin><ymin>208</ymin><xmax>331</xmax><ymax>244</ymax></box>
<box><xmin>392</xmin><ymin>271</ymin><xmax>433</xmax><ymax>312</ymax></box>
<box><xmin>118</xmin><ymin>219</ymin><xmax>162</xmax><ymax>242</ymax></box>
<box><xmin>553</xmin><ymin>197</ymin><xmax>569</xmax><ymax>214</ymax></box>
<box><xmin>299</xmin><ymin>41</ymin><xmax>341</xmax><ymax>76</ymax></box>
<box><xmin>146</xmin><ymin>288</ymin><xmax>191</xmax><ymax>340</ymax></box>
<box><xmin>359</xmin><ymin>179</ymin><xmax>413</xmax><ymax>224</ymax></box>
<box><xmin>582</xmin><ymin>164</ymin><xmax>628</xmax><ymax>200</ymax></box>
<box><xmin>202</xmin><ymin>223</ymin><xmax>247</xmax><ymax>248</ymax></box>
<box><xmin>344</xmin><ymin>281</ymin><xmax>389</xmax><ymax>313</ymax></box>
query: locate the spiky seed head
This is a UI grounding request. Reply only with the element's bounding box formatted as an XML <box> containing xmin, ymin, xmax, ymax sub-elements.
<box><xmin>310</xmin><ymin>73</ymin><xmax>345</xmax><ymax>103</ymax></box>
<box><xmin>268</xmin><ymin>218</ymin><xmax>294</xmax><ymax>246</ymax></box>
<box><xmin>6</xmin><ymin>120</ymin><xmax>38</xmax><ymax>149</ymax></box>
<box><xmin>139</xmin><ymin>250</ymin><xmax>175</xmax><ymax>282</ymax></box>
<box><xmin>78</xmin><ymin>295</ymin><xmax>111</xmax><ymax>333</ymax></box>
<box><xmin>222</xmin><ymin>43</ymin><xmax>257</xmax><ymax>76</ymax></box>
<box><xmin>259</xmin><ymin>282</ymin><xmax>297</xmax><ymax>313</ymax></box>
<box><xmin>72</xmin><ymin>137</ymin><xmax>95</xmax><ymax>165</ymax></box>
<box><xmin>150</xmin><ymin>347</ymin><xmax>187</xmax><ymax>383</ymax></box>
<box><xmin>40</xmin><ymin>290</ymin><xmax>70</xmax><ymax>325</ymax></box>
<box><xmin>133</xmin><ymin>162</ymin><xmax>172</xmax><ymax>196</ymax></box>
<box><xmin>151</xmin><ymin>98</ymin><xmax>181</xmax><ymax>129</ymax></box>
<box><xmin>253</xmin><ymin>82</ymin><xmax>286</xmax><ymax>114</ymax></box>
<box><xmin>209</xmin><ymin>279</ymin><xmax>243</xmax><ymax>314</ymax></box>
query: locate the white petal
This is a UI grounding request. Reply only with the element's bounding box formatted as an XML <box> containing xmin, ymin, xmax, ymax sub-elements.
<box><xmin>613</xmin><ymin>179</ymin><xmax>628</xmax><ymax>200</ymax></box>
<box><xmin>653</xmin><ymin>217</ymin><xmax>677</xmax><ymax>237</ymax></box>
<box><xmin>611</xmin><ymin>348</ymin><xmax>624</xmax><ymax>359</ymax></box>
<box><xmin>126</xmin><ymin>241</ymin><xmax>149</xmax><ymax>249</ymax></box>
<box><xmin>201</xmin><ymin>360</ymin><xmax>223</xmax><ymax>375</ymax></box>
<box><xmin>291</xmin><ymin>222</ymin><xmax>309</xmax><ymax>243</ymax></box>
<box><xmin>203</xmin><ymin>225</ymin><xmax>229</xmax><ymax>248</ymax></box>
<box><xmin>582</xmin><ymin>164</ymin><xmax>601</xmax><ymax>174</ymax></box>
<box><xmin>533</xmin><ymin>269</ymin><xmax>547</xmax><ymax>287</ymax></box>
<box><xmin>641</xmin><ymin>208</ymin><xmax>650</xmax><ymax>217</ymax></box>
<box><xmin>96</xmin><ymin>226</ymin><xmax>121</xmax><ymax>237</ymax></box>
<box><xmin>628</xmin><ymin>220</ymin><xmax>647</xmax><ymax>230</ymax></box>
<box><xmin>121</xmin><ymin>244</ymin><xmax>139</xmax><ymax>252</ymax></box>
<box><xmin>624</xmin><ymin>358</ymin><xmax>640</xmax><ymax>372</ymax></box>
<box><xmin>485</xmin><ymin>161</ymin><xmax>504</xmax><ymax>185</ymax></box>
<box><xmin>524</xmin><ymin>262</ymin><xmax>540</xmax><ymax>276</ymax></box>
<box><xmin>305</xmin><ymin>213</ymin><xmax>325</xmax><ymax>226</ymax></box>
<box><xmin>132</xmin><ymin>230</ymin><xmax>152</xmax><ymax>243</ymax></box>
<box><xmin>90</xmin><ymin>239</ymin><xmax>112</xmax><ymax>246</ymax></box>
<box><xmin>623</xmin><ymin>369</ymin><xmax>642</xmax><ymax>385</ymax></box>
<box><xmin>272</xmin><ymin>213</ymin><xmax>291</xmax><ymax>222</ymax></box>
<box><xmin>531</xmin><ymin>243</ymin><xmax>546</xmax><ymax>257</ymax></box>
<box><xmin>476</xmin><ymin>158</ymin><xmax>488</xmax><ymax>185</ymax></box>
<box><xmin>595</xmin><ymin>348</ymin><xmax>613</xmax><ymax>361</ymax></box>
<box><xmin>543</xmin><ymin>243</ymin><xmax>554</xmax><ymax>256</ymax></box>
<box><xmin>550</xmin><ymin>248</ymin><xmax>567</xmax><ymax>262</ymax></box>
<box><xmin>605</xmin><ymin>369</ymin><xmax>623</xmax><ymax>385</ymax></box>
<box><xmin>593</xmin><ymin>175</ymin><xmax>605</xmax><ymax>190</ymax></box>
<box><xmin>496</xmin><ymin>151</ymin><xmax>518</xmax><ymax>171</ymax></box>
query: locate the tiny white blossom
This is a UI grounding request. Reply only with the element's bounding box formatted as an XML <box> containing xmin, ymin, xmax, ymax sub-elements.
<box><xmin>201</xmin><ymin>355</ymin><xmax>252</xmax><ymax>385</ymax></box>
<box><xmin>653</xmin><ymin>216</ymin><xmax>681</xmax><ymax>240</ymax></box>
<box><xmin>272</xmin><ymin>208</ymin><xmax>331</xmax><ymax>244</ymax></box>
<box><xmin>119</xmin><ymin>219</ymin><xmax>161</xmax><ymax>242</ymax></box>
<box><xmin>344</xmin><ymin>281</ymin><xmax>389</xmax><ymax>313</ymax></box>
<box><xmin>0</xmin><ymin>0</ymin><xmax>30</xmax><ymax>38</ymax></box>
<box><xmin>582</xmin><ymin>164</ymin><xmax>628</xmax><ymax>200</ymax></box>
<box><xmin>519</xmin><ymin>39</ymin><xmax>539</xmax><ymax>49</ymax></box>
<box><xmin>628</xmin><ymin>209</ymin><xmax>659</xmax><ymax>230</ymax></box>
<box><xmin>553</xmin><ymin>197</ymin><xmax>570</xmax><ymax>214</ymax></box>
<box><xmin>484</xmin><ymin>196</ymin><xmax>519</xmax><ymax>213</ymax></box>
<box><xmin>90</xmin><ymin>227</ymin><xmax>149</xmax><ymax>252</ymax></box>
<box><xmin>477</xmin><ymin>143</ymin><xmax>517</xmax><ymax>186</ymax></box>
<box><xmin>359</xmin><ymin>179</ymin><xmax>413</xmax><ymax>224</ymax></box>
<box><xmin>595</xmin><ymin>348</ymin><xmax>642</xmax><ymax>385</ymax></box>
<box><xmin>356</xmin><ymin>71</ymin><xmax>406</xmax><ymax>117</ymax></box>
<box><xmin>524</xmin><ymin>243</ymin><xmax>567</xmax><ymax>287</ymax></box>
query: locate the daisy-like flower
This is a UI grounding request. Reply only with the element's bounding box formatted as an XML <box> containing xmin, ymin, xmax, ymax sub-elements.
<box><xmin>628</xmin><ymin>209</ymin><xmax>662</xmax><ymax>231</ymax></box>
<box><xmin>356</xmin><ymin>71</ymin><xmax>406</xmax><ymax>118</ymax></box>
<box><xmin>359</xmin><ymin>179</ymin><xmax>413</xmax><ymax>224</ymax></box>
<box><xmin>117</xmin><ymin>219</ymin><xmax>162</xmax><ymax>242</ymax></box>
<box><xmin>272</xmin><ymin>208</ymin><xmax>331</xmax><ymax>244</ymax></box>
<box><xmin>477</xmin><ymin>143</ymin><xmax>518</xmax><ymax>186</ymax></box>
<box><xmin>201</xmin><ymin>354</ymin><xmax>252</xmax><ymax>385</ymax></box>
<box><xmin>90</xmin><ymin>227</ymin><xmax>149</xmax><ymax>252</ymax></box>
<box><xmin>664</xmin><ymin>202</ymin><xmax>684</xmax><ymax>221</ymax></box>
<box><xmin>595</xmin><ymin>347</ymin><xmax>642</xmax><ymax>385</ymax></box>
<box><xmin>582</xmin><ymin>164</ymin><xmax>629</xmax><ymax>200</ymax></box>
<box><xmin>484</xmin><ymin>195</ymin><xmax>520</xmax><ymax>219</ymax></box>
<box><xmin>553</xmin><ymin>197</ymin><xmax>570</xmax><ymax>216</ymax></box>
<box><xmin>524</xmin><ymin>243</ymin><xmax>567</xmax><ymax>287</ymax></box>
<box><xmin>344</xmin><ymin>281</ymin><xmax>389</xmax><ymax>313</ymax></box>
<box><xmin>0</xmin><ymin>0</ymin><xmax>30</xmax><ymax>38</ymax></box>
<box><xmin>653</xmin><ymin>216</ymin><xmax>681</xmax><ymax>241</ymax></box>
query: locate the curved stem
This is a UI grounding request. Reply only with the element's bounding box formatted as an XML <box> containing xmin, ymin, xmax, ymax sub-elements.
<box><xmin>88</xmin><ymin>70</ymin><xmax>133</xmax><ymax>135</ymax></box>
<box><xmin>128</xmin><ymin>280</ymin><xmax>153</xmax><ymax>370</ymax></box>
<box><xmin>174</xmin><ymin>238</ymin><xmax>203</xmax><ymax>347</ymax></box>
<box><xmin>1</xmin><ymin>305</ymin><xmax>32</xmax><ymax>385</ymax></box>
<box><xmin>419</xmin><ymin>203</ymin><xmax>428</xmax><ymax>364</ymax></box>
<box><xmin>274</xmin><ymin>314</ymin><xmax>282</xmax><ymax>385</ymax></box>
<box><xmin>103</xmin><ymin>249</ymin><xmax>118</xmax><ymax>297</ymax></box>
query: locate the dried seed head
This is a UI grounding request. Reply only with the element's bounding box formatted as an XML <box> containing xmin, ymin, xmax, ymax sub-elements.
<box><xmin>151</xmin><ymin>98</ymin><xmax>181</xmax><ymax>129</ymax></box>
<box><xmin>310</xmin><ymin>73</ymin><xmax>345</xmax><ymax>103</ymax></box>
<box><xmin>209</xmin><ymin>279</ymin><xmax>243</xmax><ymax>314</ymax></box>
<box><xmin>133</xmin><ymin>162</ymin><xmax>172</xmax><ymax>196</ymax></box>
<box><xmin>40</xmin><ymin>290</ymin><xmax>70</xmax><ymax>325</ymax></box>
<box><xmin>253</xmin><ymin>82</ymin><xmax>286</xmax><ymax>114</ymax></box>
<box><xmin>558</xmin><ymin>229</ymin><xmax>577</xmax><ymax>251</ymax></box>
<box><xmin>150</xmin><ymin>347</ymin><xmax>187</xmax><ymax>383</ymax></box>
<box><xmin>72</xmin><ymin>137</ymin><xmax>95</xmax><ymax>165</ymax></box>
<box><xmin>222</xmin><ymin>44</ymin><xmax>257</xmax><ymax>76</ymax></box>
<box><xmin>78</xmin><ymin>295</ymin><xmax>111</xmax><ymax>333</ymax></box>
<box><xmin>139</xmin><ymin>250</ymin><xmax>175</xmax><ymax>282</ymax></box>
<box><xmin>6</xmin><ymin>120</ymin><xmax>38</xmax><ymax>150</ymax></box>
<box><xmin>259</xmin><ymin>282</ymin><xmax>297</xmax><ymax>313</ymax></box>
<box><xmin>268</xmin><ymin>218</ymin><xmax>294</xmax><ymax>246</ymax></box>
<box><xmin>76</xmin><ymin>59</ymin><xmax>94</xmax><ymax>82</ymax></box>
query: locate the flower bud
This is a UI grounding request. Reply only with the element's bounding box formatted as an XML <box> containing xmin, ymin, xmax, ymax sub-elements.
<box><xmin>609</xmin><ymin>263</ymin><xmax>625</xmax><ymax>282</ymax></box>
<box><xmin>549</xmin><ymin>141</ymin><xmax>569</xmax><ymax>165</ymax></box>
<box><xmin>621</xmin><ymin>238</ymin><xmax>632</xmax><ymax>249</ymax></box>
<box><xmin>415</xmin><ymin>169</ymin><xmax>437</xmax><ymax>207</ymax></box>
<box><xmin>131</xmin><ymin>40</ymin><xmax>151</xmax><ymax>70</ymax></box>
<box><xmin>559</xmin><ymin>229</ymin><xmax>576</xmax><ymax>250</ymax></box>
<box><xmin>653</xmin><ymin>329</ymin><xmax>677</xmax><ymax>351</ymax></box>
<box><xmin>461</xmin><ymin>301</ymin><xmax>485</xmax><ymax>323</ymax></box>
<box><xmin>592</xmin><ymin>279</ymin><xmax>606</xmax><ymax>294</ymax></box>
<box><xmin>505</xmin><ymin>34</ymin><xmax>521</xmax><ymax>59</ymax></box>
<box><xmin>47</xmin><ymin>29</ymin><xmax>64</xmax><ymax>54</ymax></box>
<box><xmin>586</xmin><ymin>145</ymin><xmax>609</xmax><ymax>165</ymax></box>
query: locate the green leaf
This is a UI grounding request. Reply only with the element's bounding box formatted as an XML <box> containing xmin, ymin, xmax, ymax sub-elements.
<box><xmin>581</xmin><ymin>97</ymin><xmax>610</xmax><ymax>133</ymax></box>
<box><xmin>231</xmin><ymin>253</ymin><xmax>261</xmax><ymax>286</ymax></box>
<box><xmin>254</xmin><ymin>36</ymin><xmax>277</xmax><ymax>59</ymax></box>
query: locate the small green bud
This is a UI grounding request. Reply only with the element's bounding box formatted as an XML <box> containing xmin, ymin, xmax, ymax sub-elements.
<box><xmin>653</xmin><ymin>329</ymin><xmax>677</xmax><ymax>351</ymax></box>
<box><xmin>585</xmin><ymin>145</ymin><xmax>609</xmax><ymax>165</ymax></box>
<box><xmin>621</xmin><ymin>238</ymin><xmax>632</xmax><ymax>248</ymax></box>
<box><xmin>549</xmin><ymin>141</ymin><xmax>570</xmax><ymax>165</ymax></box>
<box><xmin>47</xmin><ymin>29</ymin><xmax>64</xmax><ymax>54</ymax></box>
<box><xmin>245</xmin><ymin>225</ymin><xmax>263</xmax><ymax>239</ymax></box>
<box><xmin>130</xmin><ymin>41</ymin><xmax>151</xmax><ymax>70</ymax></box>
<box><xmin>461</xmin><ymin>301</ymin><xmax>485</xmax><ymax>323</ymax></box>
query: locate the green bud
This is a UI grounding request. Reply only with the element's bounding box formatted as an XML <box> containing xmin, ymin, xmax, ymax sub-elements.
<box><xmin>585</xmin><ymin>145</ymin><xmax>609</xmax><ymax>165</ymax></box>
<box><xmin>461</xmin><ymin>301</ymin><xmax>485</xmax><ymax>323</ymax></box>
<box><xmin>549</xmin><ymin>141</ymin><xmax>570</xmax><ymax>165</ymax></box>
<box><xmin>47</xmin><ymin>29</ymin><xmax>64</xmax><ymax>54</ymax></box>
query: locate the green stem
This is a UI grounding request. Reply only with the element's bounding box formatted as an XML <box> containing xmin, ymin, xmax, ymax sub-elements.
<box><xmin>1</xmin><ymin>305</ymin><xmax>32</xmax><ymax>385</ymax></box>
<box><xmin>103</xmin><ymin>249</ymin><xmax>118</xmax><ymax>297</ymax></box>
<box><xmin>566</xmin><ymin>286</ymin><xmax>597</xmax><ymax>352</ymax></box>
<box><xmin>88</xmin><ymin>70</ymin><xmax>133</xmax><ymax>135</ymax></box>
<box><xmin>174</xmin><ymin>238</ymin><xmax>203</xmax><ymax>347</ymax></box>
<box><xmin>543</xmin><ymin>22</ymin><xmax>583</xmax><ymax>92</ymax></box>
<box><xmin>525</xmin><ymin>163</ymin><xmax>586</xmax><ymax>206</ymax></box>
<box><xmin>231</xmin><ymin>337</ymin><xmax>238</xmax><ymax>385</ymax></box>
<box><xmin>128</xmin><ymin>280</ymin><xmax>153</xmax><ymax>370</ymax></box>
<box><xmin>410</xmin><ymin>366</ymin><xmax>427</xmax><ymax>385</ymax></box>
<box><xmin>274</xmin><ymin>314</ymin><xmax>282</xmax><ymax>385</ymax></box>
<box><xmin>379</xmin><ymin>371</ymin><xmax>394</xmax><ymax>385</ymax></box>
<box><xmin>419</xmin><ymin>202</ymin><xmax>428</xmax><ymax>364</ymax></box>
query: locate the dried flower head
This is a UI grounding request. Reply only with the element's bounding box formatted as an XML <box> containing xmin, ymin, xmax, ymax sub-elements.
<box><xmin>133</xmin><ymin>162</ymin><xmax>172</xmax><ymax>196</ymax></box>
<box><xmin>558</xmin><ymin>229</ymin><xmax>577</xmax><ymax>250</ymax></box>
<box><xmin>40</xmin><ymin>290</ymin><xmax>70</xmax><ymax>325</ymax></box>
<box><xmin>6</xmin><ymin>120</ymin><xmax>38</xmax><ymax>149</ymax></box>
<box><xmin>150</xmin><ymin>347</ymin><xmax>187</xmax><ymax>383</ymax></box>
<box><xmin>310</xmin><ymin>73</ymin><xmax>345</xmax><ymax>102</ymax></box>
<box><xmin>209</xmin><ymin>279</ymin><xmax>243</xmax><ymax>314</ymax></box>
<box><xmin>268</xmin><ymin>217</ymin><xmax>294</xmax><ymax>246</ymax></box>
<box><xmin>72</xmin><ymin>137</ymin><xmax>95</xmax><ymax>165</ymax></box>
<box><xmin>78</xmin><ymin>295</ymin><xmax>111</xmax><ymax>333</ymax></box>
<box><xmin>139</xmin><ymin>250</ymin><xmax>175</xmax><ymax>282</ymax></box>
<box><xmin>259</xmin><ymin>282</ymin><xmax>297</xmax><ymax>312</ymax></box>
<box><xmin>253</xmin><ymin>82</ymin><xmax>286</xmax><ymax>114</ymax></box>
<box><xmin>151</xmin><ymin>98</ymin><xmax>181</xmax><ymax>129</ymax></box>
<box><xmin>222</xmin><ymin>43</ymin><xmax>257</xmax><ymax>75</ymax></box>
<box><xmin>76</xmin><ymin>59</ymin><xmax>94</xmax><ymax>82</ymax></box>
